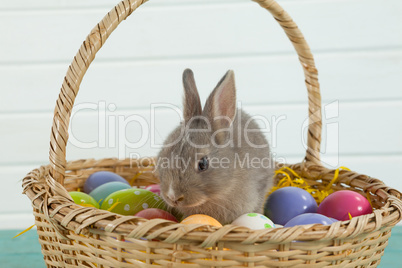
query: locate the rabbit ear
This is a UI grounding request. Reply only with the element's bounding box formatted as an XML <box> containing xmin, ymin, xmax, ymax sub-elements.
<box><xmin>183</xmin><ymin>69</ymin><xmax>202</xmax><ymax>122</ymax></box>
<box><xmin>203</xmin><ymin>70</ymin><xmax>237</xmax><ymax>144</ymax></box>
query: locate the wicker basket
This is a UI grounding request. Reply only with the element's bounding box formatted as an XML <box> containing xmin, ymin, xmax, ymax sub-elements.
<box><xmin>22</xmin><ymin>0</ymin><xmax>402</xmax><ymax>267</ymax></box>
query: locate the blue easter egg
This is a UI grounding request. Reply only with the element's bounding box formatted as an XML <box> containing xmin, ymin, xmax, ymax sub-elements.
<box><xmin>84</xmin><ymin>171</ymin><xmax>130</xmax><ymax>194</ymax></box>
<box><xmin>264</xmin><ymin>187</ymin><xmax>318</xmax><ymax>225</ymax></box>
<box><xmin>284</xmin><ymin>213</ymin><xmax>337</xmax><ymax>227</ymax></box>
<box><xmin>89</xmin><ymin>181</ymin><xmax>132</xmax><ymax>206</ymax></box>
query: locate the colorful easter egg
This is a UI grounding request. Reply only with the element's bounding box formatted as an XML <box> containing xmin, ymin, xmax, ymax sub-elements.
<box><xmin>231</xmin><ymin>213</ymin><xmax>275</xmax><ymax>230</ymax></box>
<box><xmin>84</xmin><ymin>171</ymin><xmax>130</xmax><ymax>194</ymax></box>
<box><xmin>89</xmin><ymin>181</ymin><xmax>131</xmax><ymax>206</ymax></box>
<box><xmin>264</xmin><ymin>187</ymin><xmax>318</xmax><ymax>225</ymax></box>
<box><xmin>317</xmin><ymin>190</ymin><xmax>373</xmax><ymax>221</ymax></box>
<box><xmin>284</xmin><ymin>213</ymin><xmax>337</xmax><ymax>227</ymax></box>
<box><xmin>69</xmin><ymin>191</ymin><xmax>99</xmax><ymax>208</ymax></box>
<box><xmin>145</xmin><ymin>184</ymin><xmax>161</xmax><ymax>196</ymax></box>
<box><xmin>181</xmin><ymin>214</ymin><xmax>222</xmax><ymax>227</ymax></box>
<box><xmin>101</xmin><ymin>188</ymin><xmax>166</xmax><ymax>215</ymax></box>
<box><xmin>135</xmin><ymin>208</ymin><xmax>178</xmax><ymax>222</ymax></box>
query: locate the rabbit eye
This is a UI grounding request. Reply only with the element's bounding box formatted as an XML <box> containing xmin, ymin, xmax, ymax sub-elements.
<box><xmin>198</xmin><ymin>157</ymin><xmax>209</xmax><ymax>172</ymax></box>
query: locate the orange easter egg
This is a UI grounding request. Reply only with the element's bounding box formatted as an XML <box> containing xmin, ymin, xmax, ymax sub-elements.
<box><xmin>181</xmin><ymin>214</ymin><xmax>222</xmax><ymax>227</ymax></box>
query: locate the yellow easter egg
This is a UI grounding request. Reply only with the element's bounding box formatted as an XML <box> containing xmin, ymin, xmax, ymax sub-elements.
<box><xmin>181</xmin><ymin>214</ymin><xmax>222</xmax><ymax>227</ymax></box>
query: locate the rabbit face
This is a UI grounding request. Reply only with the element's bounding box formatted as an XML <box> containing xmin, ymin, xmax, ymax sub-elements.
<box><xmin>157</xmin><ymin>119</ymin><xmax>236</xmax><ymax>210</ymax></box>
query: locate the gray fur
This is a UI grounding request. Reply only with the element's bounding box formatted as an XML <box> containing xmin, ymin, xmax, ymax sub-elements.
<box><xmin>156</xmin><ymin>69</ymin><xmax>274</xmax><ymax>224</ymax></box>
<box><xmin>183</xmin><ymin>68</ymin><xmax>202</xmax><ymax>122</ymax></box>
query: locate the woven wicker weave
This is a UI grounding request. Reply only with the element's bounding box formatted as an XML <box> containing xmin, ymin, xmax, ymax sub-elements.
<box><xmin>22</xmin><ymin>0</ymin><xmax>402</xmax><ymax>267</ymax></box>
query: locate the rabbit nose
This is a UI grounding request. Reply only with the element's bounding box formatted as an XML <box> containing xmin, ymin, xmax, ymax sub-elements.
<box><xmin>167</xmin><ymin>193</ymin><xmax>184</xmax><ymax>205</ymax></box>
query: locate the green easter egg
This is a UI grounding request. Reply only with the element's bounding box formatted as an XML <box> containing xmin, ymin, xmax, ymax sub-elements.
<box><xmin>101</xmin><ymin>188</ymin><xmax>167</xmax><ymax>215</ymax></box>
<box><xmin>89</xmin><ymin>181</ymin><xmax>131</xmax><ymax>206</ymax></box>
<box><xmin>69</xmin><ymin>191</ymin><xmax>99</xmax><ymax>209</ymax></box>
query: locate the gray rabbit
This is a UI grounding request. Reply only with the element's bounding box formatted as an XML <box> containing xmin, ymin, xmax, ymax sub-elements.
<box><xmin>156</xmin><ymin>69</ymin><xmax>273</xmax><ymax>224</ymax></box>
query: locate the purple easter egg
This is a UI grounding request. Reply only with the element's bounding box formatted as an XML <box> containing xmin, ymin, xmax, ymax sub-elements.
<box><xmin>84</xmin><ymin>171</ymin><xmax>130</xmax><ymax>194</ymax></box>
<box><xmin>284</xmin><ymin>213</ymin><xmax>337</xmax><ymax>227</ymax></box>
<box><xmin>264</xmin><ymin>187</ymin><xmax>318</xmax><ymax>225</ymax></box>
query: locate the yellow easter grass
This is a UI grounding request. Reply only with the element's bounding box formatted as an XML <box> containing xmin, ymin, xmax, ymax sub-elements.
<box><xmin>268</xmin><ymin>166</ymin><xmax>362</xmax><ymax>205</ymax></box>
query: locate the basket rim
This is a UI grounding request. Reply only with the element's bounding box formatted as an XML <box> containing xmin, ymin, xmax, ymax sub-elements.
<box><xmin>22</xmin><ymin>158</ymin><xmax>402</xmax><ymax>247</ymax></box>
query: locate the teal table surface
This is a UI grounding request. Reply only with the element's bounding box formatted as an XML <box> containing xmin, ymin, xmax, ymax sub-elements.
<box><xmin>1</xmin><ymin>227</ymin><xmax>401</xmax><ymax>267</ymax></box>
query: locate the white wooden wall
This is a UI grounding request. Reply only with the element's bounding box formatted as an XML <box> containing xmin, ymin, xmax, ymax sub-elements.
<box><xmin>1</xmin><ymin>0</ymin><xmax>401</xmax><ymax>229</ymax></box>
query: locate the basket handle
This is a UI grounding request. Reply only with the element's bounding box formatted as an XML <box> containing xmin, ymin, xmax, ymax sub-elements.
<box><xmin>49</xmin><ymin>0</ymin><xmax>322</xmax><ymax>185</ymax></box>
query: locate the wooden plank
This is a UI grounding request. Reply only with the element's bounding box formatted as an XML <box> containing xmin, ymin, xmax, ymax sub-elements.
<box><xmin>1</xmin><ymin>0</ymin><xmax>401</xmax><ymax>63</ymax></box>
<box><xmin>0</xmin><ymin>0</ymin><xmax>245</xmax><ymax>10</ymax></box>
<box><xmin>1</xmin><ymin>50</ymin><xmax>401</xmax><ymax>112</ymax></box>
<box><xmin>0</xmin><ymin>214</ymin><xmax>37</xmax><ymax>230</ymax></box>
<box><xmin>0</xmin><ymin>101</ymin><xmax>400</xmax><ymax>164</ymax></box>
<box><xmin>0</xmin><ymin>0</ymin><xmax>115</xmax><ymax>10</ymax></box>
<box><xmin>0</xmin><ymin>165</ymin><xmax>40</xmax><ymax>214</ymax></box>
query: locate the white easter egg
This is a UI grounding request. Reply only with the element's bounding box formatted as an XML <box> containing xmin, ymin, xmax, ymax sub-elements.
<box><xmin>231</xmin><ymin>213</ymin><xmax>275</xmax><ymax>230</ymax></box>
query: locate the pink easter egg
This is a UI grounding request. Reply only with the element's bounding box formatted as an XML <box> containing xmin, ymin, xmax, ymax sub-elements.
<box><xmin>135</xmin><ymin>208</ymin><xmax>178</xmax><ymax>222</ymax></box>
<box><xmin>145</xmin><ymin>184</ymin><xmax>161</xmax><ymax>196</ymax></box>
<box><xmin>318</xmin><ymin>190</ymin><xmax>373</xmax><ymax>221</ymax></box>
